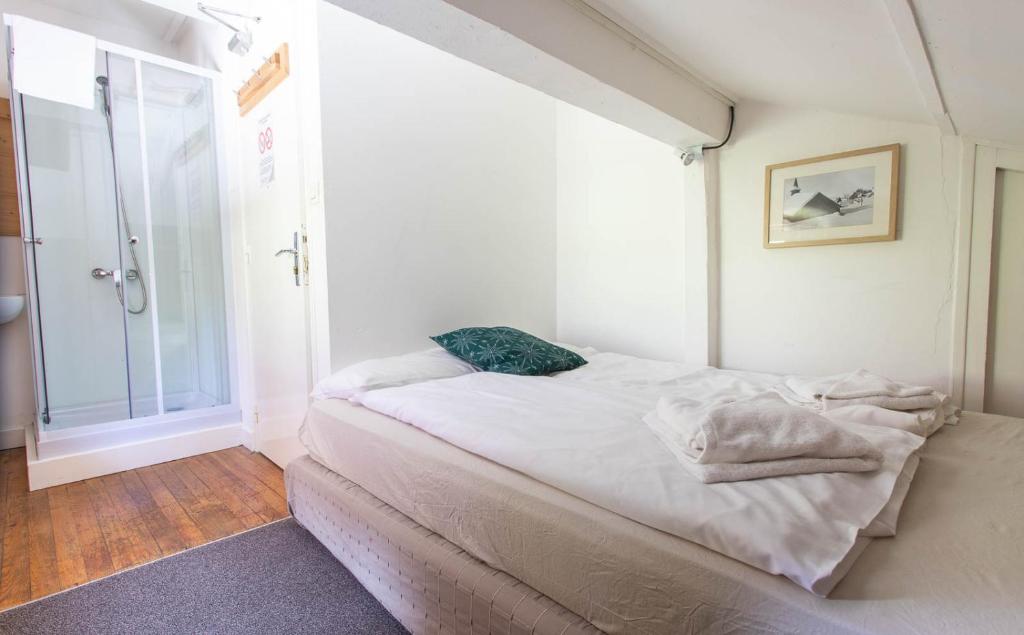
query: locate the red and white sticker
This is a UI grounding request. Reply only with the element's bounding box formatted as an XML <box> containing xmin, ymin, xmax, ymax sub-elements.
<box><xmin>257</xmin><ymin>114</ymin><xmax>275</xmax><ymax>187</ymax></box>
<box><xmin>258</xmin><ymin>126</ymin><xmax>274</xmax><ymax>154</ymax></box>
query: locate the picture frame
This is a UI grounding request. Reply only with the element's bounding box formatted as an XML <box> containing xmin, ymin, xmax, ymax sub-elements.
<box><xmin>763</xmin><ymin>144</ymin><xmax>900</xmax><ymax>248</ymax></box>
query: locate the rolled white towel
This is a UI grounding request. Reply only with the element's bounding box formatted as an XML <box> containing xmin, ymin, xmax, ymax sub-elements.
<box><xmin>644</xmin><ymin>392</ymin><xmax>883</xmax><ymax>483</ymax></box>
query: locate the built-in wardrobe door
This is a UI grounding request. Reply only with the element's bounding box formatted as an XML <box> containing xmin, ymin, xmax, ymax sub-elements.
<box><xmin>985</xmin><ymin>164</ymin><xmax>1024</xmax><ymax>417</ymax></box>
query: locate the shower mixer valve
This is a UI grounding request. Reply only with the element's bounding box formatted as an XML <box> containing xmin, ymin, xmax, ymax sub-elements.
<box><xmin>92</xmin><ymin>268</ymin><xmax>139</xmax><ymax>281</ymax></box>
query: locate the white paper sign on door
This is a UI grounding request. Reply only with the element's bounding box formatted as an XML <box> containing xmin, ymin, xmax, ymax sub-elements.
<box><xmin>257</xmin><ymin>113</ymin><xmax>275</xmax><ymax>187</ymax></box>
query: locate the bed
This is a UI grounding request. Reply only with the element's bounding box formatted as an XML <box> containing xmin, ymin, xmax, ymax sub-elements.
<box><xmin>286</xmin><ymin>354</ymin><xmax>1024</xmax><ymax>634</ymax></box>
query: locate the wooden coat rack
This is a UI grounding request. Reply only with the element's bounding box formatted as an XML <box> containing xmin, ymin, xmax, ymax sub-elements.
<box><xmin>238</xmin><ymin>43</ymin><xmax>289</xmax><ymax>116</ymax></box>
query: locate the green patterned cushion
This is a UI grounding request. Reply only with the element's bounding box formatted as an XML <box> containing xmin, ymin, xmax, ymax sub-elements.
<box><xmin>430</xmin><ymin>327</ymin><xmax>587</xmax><ymax>376</ymax></box>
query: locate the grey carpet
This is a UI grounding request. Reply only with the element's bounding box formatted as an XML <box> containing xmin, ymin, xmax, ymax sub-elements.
<box><xmin>0</xmin><ymin>518</ymin><xmax>407</xmax><ymax>634</ymax></box>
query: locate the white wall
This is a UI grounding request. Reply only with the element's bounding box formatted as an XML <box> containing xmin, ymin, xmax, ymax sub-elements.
<box><xmin>717</xmin><ymin>101</ymin><xmax>960</xmax><ymax>389</ymax></box>
<box><xmin>556</xmin><ymin>102</ymin><xmax>687</xmax><ymax>361</ymax></box>
<box><xmin>319</xmin><ymin>4</ymin><xmax>557</xmax><ymax>367</ymax></box>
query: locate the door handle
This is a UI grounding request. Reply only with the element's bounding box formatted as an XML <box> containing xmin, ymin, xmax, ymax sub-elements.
<box><xmin>275</xmin><ymin>232</ymin><xmax>300</xmax><ymax>286</ymax></box>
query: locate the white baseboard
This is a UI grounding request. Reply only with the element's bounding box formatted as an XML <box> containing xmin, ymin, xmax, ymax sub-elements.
<box><xmin>259</xmin><ymin>435</ymin><xmax>307</xmax><ymax>470</ymax></box>
<box><xmin>258</xmin><ymin>412</ymin><xmax>305</xmax><ymax>444</ymax></box>
<box><xmin>240</xmin><ymin>424</ymin><xmax>256</xmax><ymax>451</ymax></box>
<box><xmin>26</xmin><ymin>423</ymin><xmax>245</xmax><ymax>491</ymax></box>
<box><xmin>0</xmin><ymin>426</ymin><xmax>25</xmax><ymax>450</ymax></box>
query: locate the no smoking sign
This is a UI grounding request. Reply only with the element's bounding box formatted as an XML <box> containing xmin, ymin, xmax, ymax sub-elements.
<box><xmin>258</xmin><ymin>126</ymin><xmax>274</xmax><ymax>154</ymax></box>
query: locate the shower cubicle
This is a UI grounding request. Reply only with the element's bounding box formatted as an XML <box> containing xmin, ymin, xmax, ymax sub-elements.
<box><xmin>6</xmin><ymin>20</ymin><xmax>240</xmax><ymax>463</ymax></box>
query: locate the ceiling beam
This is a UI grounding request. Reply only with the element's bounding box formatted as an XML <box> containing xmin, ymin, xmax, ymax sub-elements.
<box><xmin>575</xmin><ymin>0</ymin><xmax>736</xmax><ymax>105</ymax></box>
<box><xmin>882</xmin><ymin>0</ymin><xmax>956</xmax><ymax>134</ymax></box>
<box><xmin>325</xmin><ymin>0</ymin><xmax>731</xmax><ymax>148</ymax></box>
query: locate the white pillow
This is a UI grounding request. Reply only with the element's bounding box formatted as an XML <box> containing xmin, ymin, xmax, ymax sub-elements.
<box><xmin>553</xmin><ymin>342</ymin><xmax>599</xmax><ymax>358</ymax></box>
<box><xmin>311</xmin><ymin>348</ymin><xmax>477</xmax><ymax>400</ymax></box>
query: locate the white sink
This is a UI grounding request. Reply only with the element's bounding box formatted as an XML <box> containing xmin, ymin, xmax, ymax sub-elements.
<box><xmin>0</xmin><ymin>295</ymin><xmax>25</xmax><ymax>325</ymax></box>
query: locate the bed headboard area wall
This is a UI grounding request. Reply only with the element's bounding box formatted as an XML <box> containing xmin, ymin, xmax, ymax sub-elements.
<box><xmin>717</xmin><ymin>100</ymin><xmax>960</xmax><ymax>389</ymax></box>
<box><xmin>318</xmin><ymin>7</ymin><xmax>966</xmax><ymax>388</ymax></box>
<box><xmin>555</xmin><ymin>102</ymin><xmax>688</xmax><ymax>362</ymax></box>
<box><xmin>318</xmin><ymin>4</ymin><xmax>557</xmax><ymax>368</ymax></box>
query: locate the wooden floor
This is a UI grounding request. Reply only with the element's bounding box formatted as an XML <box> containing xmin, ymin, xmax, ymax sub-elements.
<box><xmin>0</xmin><ymin>446</ymin><xmax>288</xmax><ymax>611</ymax></box>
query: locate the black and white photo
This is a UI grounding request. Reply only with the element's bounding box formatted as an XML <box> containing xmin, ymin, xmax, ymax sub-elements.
<box><xmin>782</xmin><ymin>166</ymin><xmax>875</xmax><ymax>231</ymax></box>
<box><xmin>764</xmin><ymin>144</ymin><xmax>900</xmax><ymax>248</ymax></box>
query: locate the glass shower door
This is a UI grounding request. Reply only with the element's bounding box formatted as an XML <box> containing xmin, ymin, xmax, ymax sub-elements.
<box><xmin>107</xmin><ymin>53</ymin><xmax>160</xmax><ymax>418</ymax></box>
<box><xmin>140</xmin><ymin>61</ymin><xmax>230</xmax><ymax>412</ymax></box>
<box><xmin>19</xmin><ymin>52</ymin><xmax>135</xmax><ymax>428</ymax></box>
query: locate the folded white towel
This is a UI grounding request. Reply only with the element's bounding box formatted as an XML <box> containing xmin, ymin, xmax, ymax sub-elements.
<box><xmin>824</xmin><ymin>369</ymin><xmax>934</xmax><ymax>400</ymax></box>
<box><xmin>822</xmin><ymin>393</ymin><xmax>943</xmax><ymax>412</ymax></box>
<box><xmin>785</xmin><ymin>369</ymin><xmax>934</xmax><ymax>402</ymax></box>
<box><xmin>11</xmin><ymin>16</ymin><xmax>96</xmax><ymax>110</ymax></box>
<box><xmin>644</xmin><ymin>392</ymin><xmax>883</xmax><ymax>483</ymax></box>
<box><xmin>783</xmin><ymin>374</ymin><xmax>846</xmax><ymax>402</ymax></box>
<box><xmin>823</xmin><ymin>404</ymin><xmax>943</xmax><ymax>436</ymax></box>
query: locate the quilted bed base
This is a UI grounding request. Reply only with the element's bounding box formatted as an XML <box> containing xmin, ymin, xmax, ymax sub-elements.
<box><xmin>285</xmin><ymin>456</ymin><xmax>602</xmax><ymax>635</ymax></box>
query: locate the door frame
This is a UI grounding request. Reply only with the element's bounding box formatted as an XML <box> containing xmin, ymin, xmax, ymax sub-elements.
<box><xmin>951</xmin><ymin>139</ymin><xmax>1024</xmax><ymax>411</ymax></box>
<box><xmin>230</xmin><ymin>0</ymin><xmax>331</xmax><ymax>467</ymax></box>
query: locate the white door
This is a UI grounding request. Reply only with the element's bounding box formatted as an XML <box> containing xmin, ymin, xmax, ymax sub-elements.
<box><xmin>240</xmin><ymin>84</ymin><xmax>315</xmax><ymax>465</ymax></box>
<box><xmin>984</xmin><ymin>156</ymin><xmax>1024</xmax><ymax>417</ymax></box>
<box><xmin>963</xmin><ymin>146</ymin><xmax>1024</xmax><ymax>417</ymax></box>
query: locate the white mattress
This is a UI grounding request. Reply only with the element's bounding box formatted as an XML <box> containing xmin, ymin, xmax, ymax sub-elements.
<box><xmin>300</xmin><ymin>398</ymin><xmax>1024</xmax><ymax>634</ymax></box>
<box><xmin>352</xmin><ymin>363</ymin><xmax>923</xmax><ymax>595</ymax></box>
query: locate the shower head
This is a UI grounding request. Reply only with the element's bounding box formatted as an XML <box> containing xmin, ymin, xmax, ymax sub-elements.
<box><xmin>96</xmin><ymin>76</ymin><xmax>111</xmax><ymax>114</ymax></box>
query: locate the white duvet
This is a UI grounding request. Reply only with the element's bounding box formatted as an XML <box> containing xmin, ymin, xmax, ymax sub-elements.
<box><xmin>353</xmin><ymin>353</ymin><xmax>925</xmax><ymax>595</ymax></box>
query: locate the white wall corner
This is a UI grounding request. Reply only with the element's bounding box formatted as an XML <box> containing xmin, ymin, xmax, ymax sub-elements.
<box><xmin>240</xmin><ymin>420</ymin><xmax>257</xmax><ymax>451</ymax></box>
<box><xmin>948</xmin><ymin>137</ymin><xmax>976</xmax><ymax>406</ymax></box>
<box><xmin>683</xmin><ymin>151</ymin><xmax>719</xmax><ymax>367</ymax></box>
<box><xmin>704</xmin><ymin>150</ymin><xmax>721</xmax><ymax>368</ymax></box>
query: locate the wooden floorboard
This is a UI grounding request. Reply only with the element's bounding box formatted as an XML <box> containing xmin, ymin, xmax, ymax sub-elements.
<box><xmin>0</xmin><ymin>449</ymin><xmax>30</xmax><ymax>608</ymax></box>
<box><xmin>66</xmin><ymin>481</ymin><xmax>114</xmax><ymax>580</ymax></box>
<box><xmin>26</xmin><ymin>489</ymin><xmax>59</xmax><ymax>599</ymax></box>
<box><xmin>0</xmin><ymin>446</ymin><xmax>287</xmax><ymax>611</ymax></box>
<box><xmin>47</xmin><ymin>486</ymin><xmax>89</xmax><ymax>589</ymax></box>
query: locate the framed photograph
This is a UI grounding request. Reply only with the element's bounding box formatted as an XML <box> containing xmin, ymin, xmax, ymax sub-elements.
<box><xmin>763</xmin><ymin>144</ymin><xmax>900</xmax><ymax>248</ymax></box>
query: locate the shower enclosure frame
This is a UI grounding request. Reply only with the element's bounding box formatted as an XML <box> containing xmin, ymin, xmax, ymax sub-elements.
<box><xmin>5</xmin><ymin>19</ymin><xmax>243</xmax><ymax>461</ymax></box>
